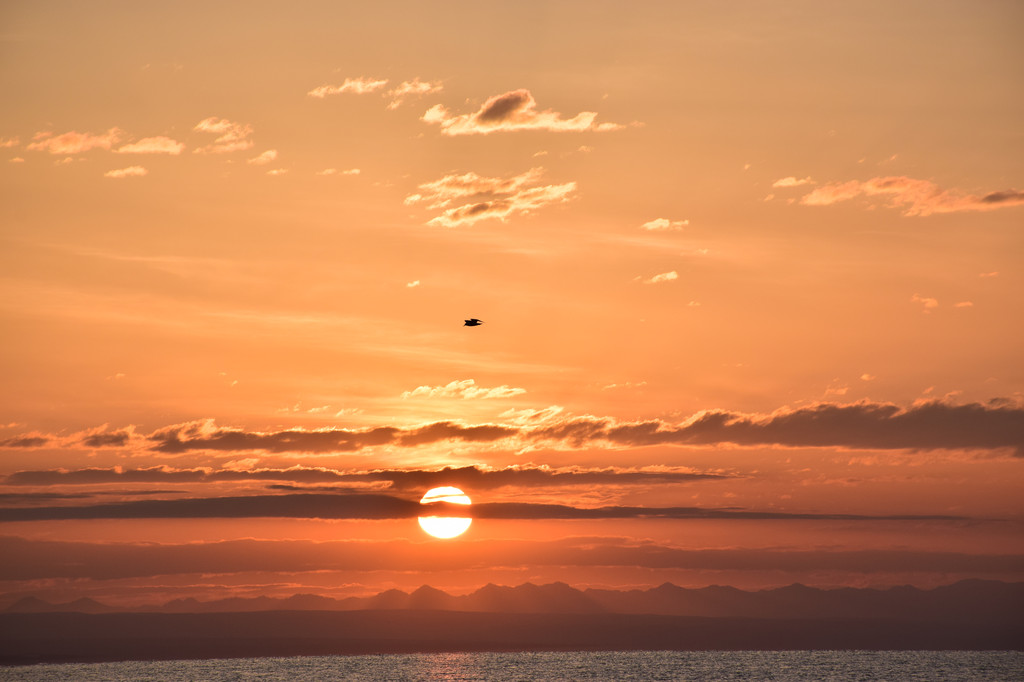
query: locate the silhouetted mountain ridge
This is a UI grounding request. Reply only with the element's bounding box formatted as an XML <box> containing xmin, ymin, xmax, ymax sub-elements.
<box><xmin>4</xmin><ymin>579</ymin><xmax>1021</xmax><ymax>625</ymax></box>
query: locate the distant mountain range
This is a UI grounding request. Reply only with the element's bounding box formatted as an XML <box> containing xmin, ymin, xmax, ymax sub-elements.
<box><xmin>3</xmin><ymin>581</ymin><xmax>1021</xmax><ymax>664</ymax></box>
<box><xmin>5</xmin><ymin>579</ymin><xmax>1022</xmax><ymax>624</ymax></box>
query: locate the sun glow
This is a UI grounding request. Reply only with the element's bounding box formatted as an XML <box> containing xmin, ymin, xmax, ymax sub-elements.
<box><xmin>418</xmin><ymin>486</ymin><xmax>472</xmax><ymax>539</ymax></box>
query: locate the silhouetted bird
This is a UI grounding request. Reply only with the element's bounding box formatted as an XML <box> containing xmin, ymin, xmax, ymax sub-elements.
<box><xmin>464</xmin><ymin>319</ymin><xmax>483</xmax><ymax>326</ymax></box>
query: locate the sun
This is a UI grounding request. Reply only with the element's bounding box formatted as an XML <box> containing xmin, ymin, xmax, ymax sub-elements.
<box><xmin>418</xmin><ymin>486</ymin><xmax>472</xmax><ymax>539</ymax></box>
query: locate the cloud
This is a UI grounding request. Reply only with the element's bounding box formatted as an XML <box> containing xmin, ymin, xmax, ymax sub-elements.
<box><xmin>146</xmin><ymin>419</ymin><xmax>518</xmax><ymax>454</ymax></box>
<box><xmin>0</xmin><ymin>136</ymin><xmax>20</xmax><ymax>148</ymax></box>
<box><xmin>115</xmin><ymin>136</ymin><xmax>185</xmax><ymax>155</ymax></box>
<box><xmin>799</xmin><ymin>176</ymin><xmax>1024</xmax><ymax>216</ymax></box>
<box><xmin>405</xmin><ymin>167</ymin><xmax>576</xmax><ymax>228</ymax></box>
<box><xmin>80</xmin><ymin>430</ymin><xmax>133</xmax><ymax>448</ymax></box>
<box><xmin>0</xmin><ymin>493</ymin><xmax>967</xmax><ymax>525</ymax></box>
<box><xmin>192</xmin><ymin>117</ymin><xmax>253</xmax><ymax>154</ymax></box>
<box><xmin>0</xmin><ymin>436</ymin><xmax>50</xmax><ymax>448</ymax></box>
<box><xmin>640</xmin><ymin>218</ymin><xmax>688</xmax><ymax>231</ymax></box>
<box><xmin>772</xmin><ymin>176</ymin><xmax>814</xmax><ymax>188</ymax></box>
<box><xmin>3</xmin><ymin>464</ymin><xmax>726</xmax><ymax>490</ymax></box>
<box><xmin>402</xmin><ymin>379</ymin><xmax>526</xmax><ymax>400</ymax></box>
<box><xmin>9</xmin><ymin>157</ymin><xmax>24</xmax><ymax>163</ymax></box>
<box><xmin>4</xmin><ymin>400</ymin><xmax>1019</xmax><ymax>458</ymax></box>
<box><xmin>911</xmin><ymin>293</ymin><xmax>939</xmax><ymax>311</ymax></box>
<box><xmin>954</xmin><ymin>301</ymin><xmax>974</xmax><ymax>308</ymax></box>
<box><xmin>266</xmin><ymin>168</ymin><xmax>288</xmax><ymax>176</ymax></box>
<box><xmin>406</xmin><ymin>280</ymin><xmax>420</xmax><ymax>288</ymax></box>
<box><xmin>525</xmin><ymin>400</ymin><xmax>1024</xmax><ymax>456</ymax></box>
<box><xmin>27</xmin><ymin>128</ymin><xmax>122</xmax><ymax>154</ymax></box>
<box><xmin>642</xmin><ymin>271</ymin><xmax>678</xmax><ymax>284</ymax></box>
<box><xmin>104</xmin><ymin>166</ymin><xmax>148</xmax><ymax>178</ymax></box>
<box><xmin>307</xmin><ymin>77</ymin><xmax>389</xmax><ymax>98</ymax></box>
<box><xmin>386</xmin><ymin>78</ymin><xmax>443</xmax><ymax>109</ymax></box>
<box><xmin>247</xmin><ymin>149</ymin><xmax>278</xmax><ymax>165</ymax></box>
<box><xmin>318</xmin><ymin>168</ymin><xmax>361</xmax><ymax>176</ymax></box>
<box><xmin>422</xmin><ymin>89</ymin><xmax>621</xmax><ymax>136</ymax></box>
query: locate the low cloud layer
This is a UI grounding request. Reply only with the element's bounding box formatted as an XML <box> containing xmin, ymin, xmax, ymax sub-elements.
<box><xmin>799</xmin><ymin>176</ymin><xmax>1024</xmax><ymax>216</ymax></box>
<box><xmin>3</xmin><ymin>400</ymin><xmax>1021</xmax><ymax>457</ymax></box>
<box><xmin>3</xmin><ymin>464</ymin><xmax>727</xmax><ymax>490</ymax></box>
<box><xmin>3</xmin><ymin>535</ymin><xmax>1014</xmax><ymax>581</ymax></box>
<box><xmin>0</xmin><ymin>492</ymin><xmax>966</xmax><ymax>523</ymax></box>
<box><xmin>405</xmin><ymin>167</ymin><xmax>576</xmax><ymax>227</ymax></box>
<box><xmin>422</xmin><ymin>89</ymin><xmax>621</xmax><ymax>136</ymax></box>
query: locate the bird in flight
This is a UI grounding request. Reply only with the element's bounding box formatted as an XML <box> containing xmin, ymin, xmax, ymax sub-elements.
<box><xmin>464</xmin><ymin>318</ymin><xmax>483</xmax><ymax>326</ymax></box>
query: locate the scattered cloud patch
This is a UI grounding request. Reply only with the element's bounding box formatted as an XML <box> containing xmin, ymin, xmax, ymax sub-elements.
<box><xmin>9</xmin><ymin>157</ymin><xmax>24</xmax><ymax>163</ymax></box>
<box><xmin>266</xmin><ymin>168</ymin><xmax>288</xmax><ymax>176</ymax></box>
<box><xmin>799</xmin><ymin>176</ymin><xmax>1024</xmax><ymax>216</ymax></box>
<box><xmin>406</xmin><ymin>280</ymin><xmax>421</xmax><ymax>288</ymax></box>
<box><xmin>116</xmin><ymin>136</ymin><xmax>185</xmax><ymax>155</ymax></box>
<box><xmin>640</xmin><ymin>218</ymin><xmax>688</xmax><ymax>231</ymax></box>
<box><xmin>307</xmin><ymin>77</ymin><xmax>389</xmax><ymax>98</ymax></box>
<box><xmin>402</xmin><ymin>379</ymin><xmax>526</xmax><ymax>400</ymax></box>
<box><xmin>423</xmin><ymin>89</ymin><xmax>621</xmax><ymax>136</ymax></box>
<box><xmin>405</xmin><ymin>167</ymin><xmax>576</xmax><ymax>228</ymax></box>
<box><xmin>27</xmin><ymin>128</ymin><xmax>122</xmax><ymax>154</ymax></box>
<box><xmin>247</xmin><ymin>149</ymin><xmax>278</xmax><ymax>165</ymax></box>
<box><xmin>979</xmin><ymin>271</ymin><xmax>999</xmax><ymax>278</ymax></box>
<box><xmin>954</xmin><ymin>301</ymin><xmax>974</xmax><ymax>308</ymax></box>
<box><xmin>104</xmin><ymin>166</ymin><xmax>148</xmax><ymax>178</ymax></box>
<box><xmin>0</xmin><ymin>137</ymin><xmax>20</xmax><ymax>148</ymax></box>
<box><xmin>193</xmin><ymin>117</ymin><xmax>253</xmax><ymax>154</ymax></box>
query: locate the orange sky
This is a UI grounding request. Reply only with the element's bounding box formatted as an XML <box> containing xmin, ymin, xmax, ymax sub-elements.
<box><xmin>1</xmin><ymin>1</ymin><xmax>1023</xmax><ymax>607</ymax></box>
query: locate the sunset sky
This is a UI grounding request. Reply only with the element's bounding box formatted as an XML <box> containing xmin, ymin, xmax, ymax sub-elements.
<box><xmin>1</xmin><ymin>1</ymin><xmax>1023</xmax><ymax>608</ymax></box>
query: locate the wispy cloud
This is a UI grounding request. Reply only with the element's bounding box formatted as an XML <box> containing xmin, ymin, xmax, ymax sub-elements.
<box><xmin>247</xmin><ymin>149</ymin><xmax>278</xmax><ymax>165</ymax></box>
<box><xmin>104</xmin><ymin>166</ymin><xmax>148</xmax><ymax>178</ymax></box>
<box><xmin>115</xmin><ymin>136</ymin><xmax>185</xmax><ymax>155</ymax></box>
<box><xmin>317</xmin><ymin>168</ymin><xmax>360</xmax><ymax>176</ymax></box>
<box><xmin>386</xmin><ymin>78</ymin><xmax>443</xmax><ymax>109</ymax></box>
<box><xmin>641</xmin><ymin>271</ymin><xmax>678</xmax><ymax>284</ymax></box>
<box><xmin>192</xmin><ymin>117</ymin><xmax>253</xmax><ymax>154</ymax></box>
<box><xmin>772</xmin><ymin>176</ymin><xmax>814</xmax><ymax>188</ymax></box>
<box><xmin>422</xmin><ymin>89</ymin><xmax>622</xmax><ymax>136</ymax></box>
<box><xmin>0</xmin><ymin>136</ymin><xmax>20</xmax><ymax>148</ymax></box>
<box><xmin>405</xmin><ymin>167</ymin><xmax>576</xmax><ymax>227</ymax></box>
<box><xmin>402</xmin><ymin>379</ymin><xmax>526</xmax><ymax>400</ymax></box>
<box><xmin>799</xmin><ymin>176</ymin><xmax>1024</xmax><ymax>216</ymax></box>
<box><xmin>27</xmin><ymin>128</ymin><xmax>122</xmax><ymax>154</ymax></box>
<box><xmin>640</xmin><ymin>218</ymin><xmax>688</xmax><ymax>231</ymax></box>
<box><xmin>307</xmin><ymin>77</ymin><xmax>389</xmax><ymax>98</ymax></box>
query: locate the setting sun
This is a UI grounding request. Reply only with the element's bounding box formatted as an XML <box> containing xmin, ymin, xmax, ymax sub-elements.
<box><xmin>418</xmin><ymin>486</ymin><xmax>472</xmax><ymax>539</ymax></box>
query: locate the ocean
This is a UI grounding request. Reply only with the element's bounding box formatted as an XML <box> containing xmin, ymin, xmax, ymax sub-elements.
<box><xmin>1</xmin><ymin>650</ymin><xmax>1021</xmax><ymax>681</ymax></box>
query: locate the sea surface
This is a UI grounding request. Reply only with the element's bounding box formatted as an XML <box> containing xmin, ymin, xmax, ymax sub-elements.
<box><xmin>2</xmin><ymin>650</ymin><xmax>1021</xmax><ymax>681</ymax></box>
